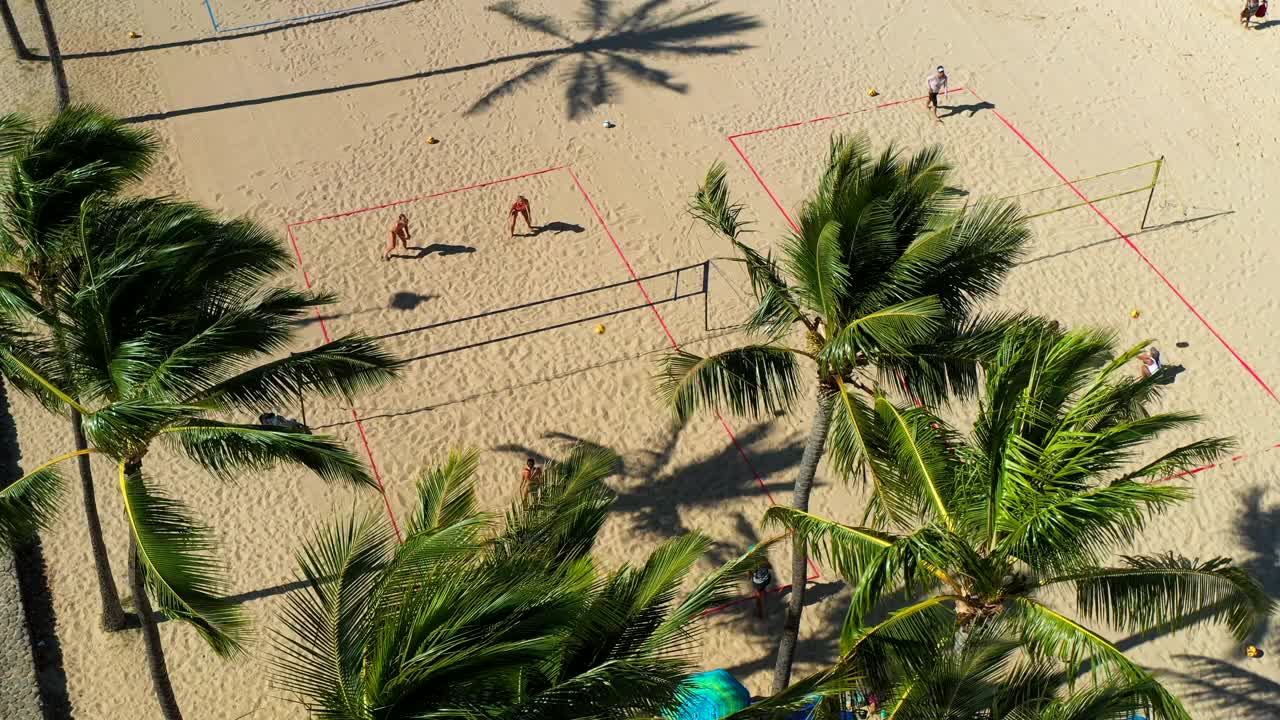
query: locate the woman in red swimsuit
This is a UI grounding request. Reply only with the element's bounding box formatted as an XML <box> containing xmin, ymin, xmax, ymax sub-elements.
<box><xmin>508</xmin><ymin>195</ymin><xmax>534</xmax><ymax>237</ymax></box>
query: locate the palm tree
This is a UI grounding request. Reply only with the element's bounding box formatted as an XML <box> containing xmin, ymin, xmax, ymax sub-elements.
<box><xmin>0</xmin><ymin>0</ymin><xmax>35</xmax><ymax>61</ymax></box>
<box><xmin>0</xmin><ymin>107</ymin><xmax>157</xmax><ymax>631</ymax></box>
<box><xmin>657</xmin><ymin>134</ymin><xmax>1035</xmax><ymax>691</ymax></box>
<box><xmin>0</xmin><ymin>197</ymin><xmax>400</xmax><ymax>720</ymax></box>
<box><xmin>767</xmin><ymin>324</ymin><xmax>1275</xmax><ymax>720</ymax></box>
<box><xmin>273</xmin><ymin>444</ymin><xmax>856</xmax><ymax>719</ymax></box>
<box><xmin>809</xmin><ymin>612</ymin><xmax>1169</xmax><ymax>720</ymax></box>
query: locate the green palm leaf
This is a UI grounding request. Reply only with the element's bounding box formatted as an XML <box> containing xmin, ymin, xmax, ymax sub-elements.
<box><xmin>0</xmin><ymin>456</ymin><xmax>69</xmax><ymax>543</ymax></box>
<box><xmin>657</xmin><ymin>345</ymin><xmax>801</xmax><ymax>423</ymax></box>
<box><xmin>1047</xmin><ymin>553</ymin><xmax>1275</xmax><ymax>643</ymax></box>
<box><xmin>690</xmin><ymin>160</ymin><xmax>751</xmax><ymax>242</ymax></box>
<box><xmin>196</xmin><ymin>334</ymin><xmax>400</xmax><ymax>413</ymax></box>
<box><xmin>821</xmin><ymin>296</ymin><xmax>945</xmax><ymax>365</ymax></box>
<box><xmin>826</xmin><ymin>383</ymin><xmax>900</xmax><ymax>521</ymax></box>
<box><xmin>784</xmin><ymin>219</ymin><xmax>850</xmax><ymax>323</ymax></box>
<box><xmin>994</xmin><ymin>481</ymin><xmax>1191</xmax><ymax>572</ymax></box>
<box><xmin>1005</xmin><ymin>597</ymin><xmax>1189</xmax><ymax>720</ymax></box>
<box><xmin>273</xmin><ymin>510</ymin><xmax>394</xmax><ymax>717</ymax></box>
<box><xmin>121</xmin><ymin>463</ymin><xmax>247</xmax><ymax>657</ymax></box>
<box><xmin>164</xmin><ymin>419</ymin><xmax>375</xmax><ymax>487</ymax></box>
<box><xmin>408</xmin><ymin>448</ymin><xmax>482</xmax><ymax>535</ymax></box>
<box><xmin>874</xmin><ymin>398</ymin><xmax>955</xmax><ymax>528</ymax></box>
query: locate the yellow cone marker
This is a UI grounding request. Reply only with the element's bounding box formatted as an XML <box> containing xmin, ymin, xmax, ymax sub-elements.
<box><xmin>867</xmin><ymin>88</ymin><xmax>879</xmax><ymax>97</ymax></box>
<box><xmin>1130</xmin><ymin>309</ymin><xmax>1140</xmax><ymax>319</ymax></box>
<box><xmin>128</xmin><ymin>31</ymin><xmax>142</xmax><ymax>39</ymax></box>
<box><xmin>1246</xmin><ymin>645</ymin><xmax>1263</xmax><ymax>658</ymax></box>
<box><xmin>425</xmin><ymin>136</ymin><xmax>439</xmax><ymax>144</ymax></box>
<box><xmin>594</xmin><ymin>324</ymin><xmax>606</xmax><ymax>335</ymax></box>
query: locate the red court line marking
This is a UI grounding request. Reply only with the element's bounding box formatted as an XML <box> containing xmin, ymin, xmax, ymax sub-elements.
<box><xmin>567</xmin><ymin>167</ymin><xmax>822</xmax><ymax>582</ymax></box>
<box><xmin>285</xmin><ymin>227</ymin><xmax>404</xmax><ymax>541</ymax></box>
<box><xmin>964</xmin><ymin>89</ymin><xmax>1277</xmax><ymax>404</ymax></box>
<box><xmin>729</xmin><ymin>86</ymin><xmax>1274</xmax><ymax>405</ymax></box>
<box><xmin>290</xmin><ymin>166</ymin><xmax>564</xmax><ymax>226</ymax></box>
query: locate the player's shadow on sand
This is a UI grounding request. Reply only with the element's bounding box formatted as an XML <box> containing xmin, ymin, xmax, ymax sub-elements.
<box><xmin>414</xmin><ymin>243</ymin><xmax>477</xmax><ymax>258</ymax></box>
<box><xmin>512</xmin><ymin>221</ymin><xmax>586</xmax><ymax>238</ymax></box>
<box><xmin>938</xmin><ymin>100</ymin><xmax>995</xmax><ymax>119</ymax></box>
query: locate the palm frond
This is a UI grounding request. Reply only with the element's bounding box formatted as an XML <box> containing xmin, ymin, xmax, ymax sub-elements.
<box><xmin>407</xmin><ymin>448</ymin><xmax>482</xmax><ymax>535</ymax></box>
<box><xmin>731</xmin><ymin>239</ymin><xmax>806</xmax><ymax>338</ymax></box>
<box><xmin>995</xmin><ymin>481</ymin><xmax>1191</xmax><ymax>573</ymax></box>
<box><xmin>1112</xmin><ymin>437</ymin><xmax>1233</xmax><ymax>484</ymax></box>
<box><xmin>826</xmin><ymin>383</ymin><xmax>899</xmax><ymax>520</ymax></box>
<box><xmin>0</xmin><ymin>112</ymin><xmax>33</xmax><ymax>158</ymax></box>
<box><xmin>643</xmin><ymin>536</ymin><xmax>783</xmax><ymax>655</ymax></box>
<box><xmin>0</xmin><ymin>271</ymin><xmax>40</xmax><ymax>319</ymax></box>
<box><xmin>121</xmin><ymin>463</ymin><xmax>248</xmax><ymax>656</ymax></box>
<box><xmin>763</xmin><ymin>506</ymin><xmax>896</xmax><ymax>586</ymax></box>
<box><xmin>1046</xmin><ymin>553</ymin><xmax>1275</xmax><ymax>643</ymax></box>
<box><xmin>196</xmin><ymin>333</ymin><xmax>400</xmax><ymax>413</ymax></box>
<box><xmin>1005</xmin><ymin>597</ymin><xmax>1190</xmax><ymax>720</ymax></box>
<box><xmin>0</xmin><ymin>331</ymin><xmax>76</xmax><ymax>412</ymax></box>
<box><xmin>821</xmin><ymin>296</ymin><xmax>944</xmax><ymax>367</ymax></box>
<box><xmin>690</xmin><ymin>161</ymin><xmax>751</xmax><ymax>242</ymax></box>
<box><xmin>783</xmin><ymin>219</ymin><xmax>850</xmax><ymax>323</ymax></box>
<box><xmin>81</xmin><ymin>400</ymin><xmax>205</xmax><ymax>459</ymax></box>
<box><xmin>0</xmin><ymin>457</ymin><xmax>68</xmax><ymax>544</ymax></box>
<box><xmin>272</xmin><ymin>510</ymin><xmax>394</xmax><ymax>716</ymax></box>
<box><xmin>657</xmin><ymin>345</ymin><xmax>801</xmax><ymax>423</ymax></box>
<box><xmin>874</xmin><ymin>397</ymin><xmax>956</xmax><ymax>528</ymax></box>
<box><xmin>164</xmin><ymin>420</ymin><xmax>376</xmax><ymax>488</ymax></box>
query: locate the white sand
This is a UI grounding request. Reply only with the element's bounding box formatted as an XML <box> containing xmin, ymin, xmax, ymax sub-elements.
<box><xmin>3</xmin><ymin>0</ymin><xmax>1279</xmax><ymax>716</ymax></box>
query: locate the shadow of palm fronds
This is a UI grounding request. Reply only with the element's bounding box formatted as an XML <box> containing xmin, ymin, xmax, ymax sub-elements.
<box><xmin>471</xmin><ymin>0</ymin><xmax>762</xmax><ymax>118</ymax></box>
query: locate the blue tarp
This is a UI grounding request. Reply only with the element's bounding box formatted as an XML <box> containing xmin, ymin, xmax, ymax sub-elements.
<box><xmin>667</xmin><ymin>669</ymin><xmax>752</xmax><ymax>720</ymax></box>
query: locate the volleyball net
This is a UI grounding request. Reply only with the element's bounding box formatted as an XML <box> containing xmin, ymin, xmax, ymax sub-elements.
<box><xmin>1000</xmin><ymin>156</ymin><xmax>1164</xmax><ymax>228</ymax></box>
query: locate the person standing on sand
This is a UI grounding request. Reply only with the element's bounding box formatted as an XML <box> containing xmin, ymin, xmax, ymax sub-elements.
<box><xmin>1242</xmin><ymin>0</ymin><xmax>1267</xmax><ymax>28</ymax></box>
<box><xmin>926</xmin><ymin>66</ymin><xmax>949</xmax><ymax>122</ymax></box>
<box><xmin>383</xmin><ymin>213</ymin><xmax>411</xmax><ymax>261</ymax></box>
<box><xmin>520</xmin><ymin>457</ymin><xmax>544</xmax><ymax>497</ymax></box>
<box><xmin>747</xmin><ymin>548</ymin><xmax>774</xmax><ymax>619</ymax></box>
<box><xmin>509</xmin><ymin>195</ymin><xmax>535</xmax><ymax>237</ymax></box>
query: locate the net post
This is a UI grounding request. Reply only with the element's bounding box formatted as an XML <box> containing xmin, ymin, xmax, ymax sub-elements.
<box><xmin>1141</xmin><ymin>156</ymin><xmax>1164</xmax><ymax>230</ymax></box>
<box><xmin>291</xmin><ymin>352</ymin><xmax>307</xmax><ymax>428</ymax></box>
<box><xmin>703</xmin><ymin>259</ymin><xmax>711</xmax><ymax>333</ymax></box>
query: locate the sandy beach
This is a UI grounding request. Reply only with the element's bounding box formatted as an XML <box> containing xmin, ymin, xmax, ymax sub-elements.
<box><xmin>3</xmin><ymin>0</ymin><xmax>1279</xmax><ymax>717</ymax></box>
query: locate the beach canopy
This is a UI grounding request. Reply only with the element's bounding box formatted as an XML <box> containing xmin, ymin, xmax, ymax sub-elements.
<box><xmin>666</xmin><ymin>669</ymin><xmax>751</xmax><ymax>720</ymax></box>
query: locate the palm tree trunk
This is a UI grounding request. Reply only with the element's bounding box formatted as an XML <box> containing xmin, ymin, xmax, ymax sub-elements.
<box><xmin>31</xmin><ymin>0</ymin><xmax>68</xmax><ymax>108</ymax></box>
<box><xmin>0</xmin><ymin>0</ymin><xmax>34</xmax><ymax>60</ymax></box>
<box><xmin>771</xmin><ymin>390</ymin><xmax>835</xmax><ymax>693</ymax></box>
<box><xmin>71</xmin><ymin>408</ymin><xmax>129</xmax><ymax>631</ymax></box>
<box><xmin>126</xmin><ymin>461</ymin><xmax>184</xmax><ymax>720</ymax></box>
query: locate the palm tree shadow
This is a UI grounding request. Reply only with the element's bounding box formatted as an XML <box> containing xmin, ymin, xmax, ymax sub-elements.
<box><xmin>1235</xmin><ymin>485</ymin><xmax>1280</xmax><ymax>647</ymax></box>
<box><xmin>472</xmin><ymin>1</ymin><xmax>763</xmax><ymax>118</ymax></box>
<box><xmin>1158</xmin><ymin>654</ymin><xmax>1280</xmax><ymax>715</ymax></box>
<box><xmin>609</xmin><ymin>422</ymin><xmax>800</xmax><ymax>540</ymax></box>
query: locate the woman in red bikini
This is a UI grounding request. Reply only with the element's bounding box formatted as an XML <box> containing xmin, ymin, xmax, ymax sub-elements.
<box><xmin>508</xmin><ymin>195</ymin><xmax>535</xmax><ymax>237</ymax></box>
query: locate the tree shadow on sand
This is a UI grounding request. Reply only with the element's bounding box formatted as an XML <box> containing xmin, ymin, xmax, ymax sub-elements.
<box><xmin>471</xmin><ymin>1</ymin><xmax>763</xmax><ymax>118</ymax></box>
<box><xmin>124</xmin><ymin>0</ymin><xmax>762</xmax><ymax>123</ymax></box>
<box><xmin>1157</xmin><ymin>654</ymin><xmax>1280</xmax><ymax>715</ymax></box>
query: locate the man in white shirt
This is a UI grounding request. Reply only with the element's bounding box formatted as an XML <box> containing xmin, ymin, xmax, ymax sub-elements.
<box><xmin>926</xmin><ymin>66</ymin><xmax>949</xmax><ymax>122</ymax></box>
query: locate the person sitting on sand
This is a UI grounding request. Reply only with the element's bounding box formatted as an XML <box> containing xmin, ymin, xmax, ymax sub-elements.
<box><xmin>509</xmin><ymin>195</ymin><xmax>534</xmax><ymax>237</ymax></box>
<box><xmin>520</xmin><ymin>457</ymin><xmax>544</xmax><ymax>497</ymax></box>
<box><xmin>1137</xmin><ymin>348</ymin><xmax>1162</xmax><ymax>378</ymax></box>
<box><xmin>383</xmin><ymin>213</ymin><xmax>411</xmax><ymax>261</ymax></box>
<box><xmin>1242</xmin><ymin>0</ymin><xmax>1267</xmax><ymax>28</ymax></box>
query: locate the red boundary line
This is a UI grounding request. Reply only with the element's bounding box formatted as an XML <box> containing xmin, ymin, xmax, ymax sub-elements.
<box><xmin>286</xmin><ymin>166</ymin><xmax>819</xmax><ymax>600</ymax></box>
<box><xmin>566</xmin><ymin>167</ymin><xmax>822</xmax><ymax>585</ymax></box>
<box><xmin>285</xmin><ymin>224</ymin><xmax>404</xmax><ymax>542</ymax></box>
<box><xmin>727</xmin><ymin>87</ymin><xmax>1275</xmax><ymax>405</ymax></box>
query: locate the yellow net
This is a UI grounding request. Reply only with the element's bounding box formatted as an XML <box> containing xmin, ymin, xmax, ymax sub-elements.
<box><xmin>999</xmin><ymin>157</ymin><xmax>1163</xmax><ymax>225</ymax></box>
